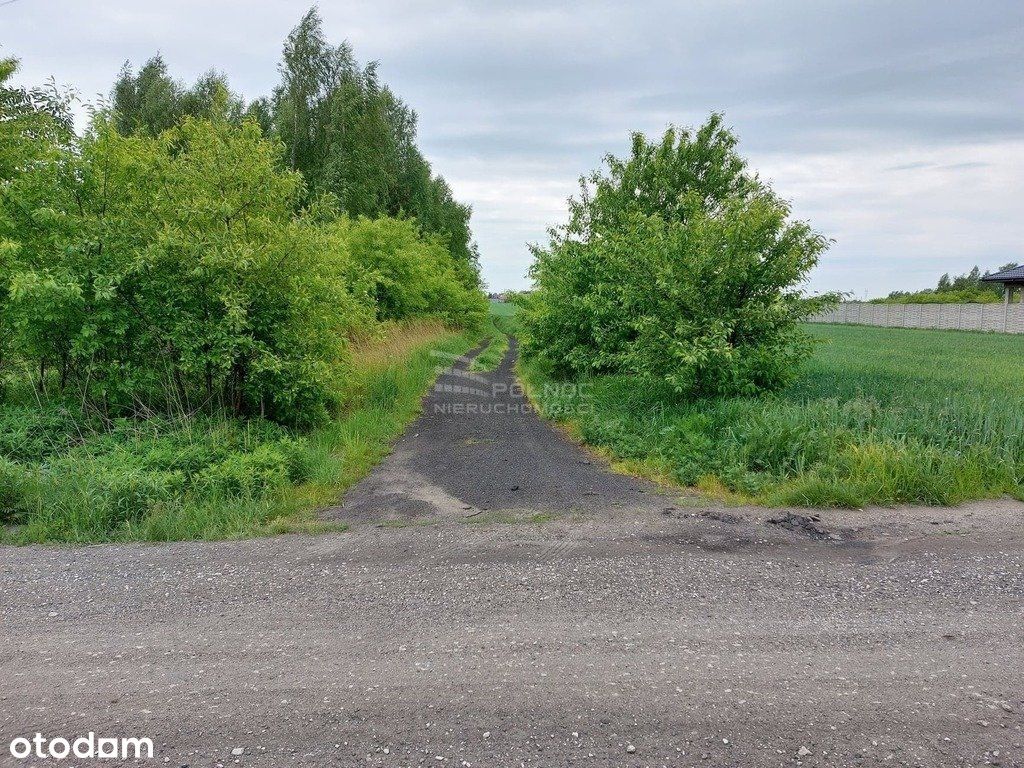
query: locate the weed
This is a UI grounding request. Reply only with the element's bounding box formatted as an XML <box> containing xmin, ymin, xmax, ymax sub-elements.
<box><xmin>1</xmin><ymin>321</ymin><xmax>479</xmax><ymax>543</ymax></box>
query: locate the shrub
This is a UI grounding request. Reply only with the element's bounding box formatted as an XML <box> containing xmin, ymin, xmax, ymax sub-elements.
<box><xmin>518</xmin><ymin>115</ymin><xmax>836</xmax><ymax>397</ymax></box>
<box><xmin>336</xmin><ymin>216</ymin><xmax>487</xmax><ymax>330</ymax></box>
<box><xmin>2</xmin><ymin>59</ymin><xmax>488</xmax><ymax>428</ymax></box>
<box><xmin>1</xmin><ymin>109</ymin><xmax>370</xmax><ymax>424</ymax></box>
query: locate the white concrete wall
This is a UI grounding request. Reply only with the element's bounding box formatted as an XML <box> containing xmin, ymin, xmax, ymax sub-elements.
<box><xmin>809</xmin><ymin>302</ymin><xmax>1024</xmax><ymax>334</ymax></box>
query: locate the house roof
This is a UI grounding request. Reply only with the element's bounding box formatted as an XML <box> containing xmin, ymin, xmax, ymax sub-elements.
<box><xmin>980</xmin><ymin>265</ymin><xmax>1024</xmax><ymax>283</ymax></box>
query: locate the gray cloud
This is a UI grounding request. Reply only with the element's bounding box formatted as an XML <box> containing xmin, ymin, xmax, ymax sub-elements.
<box><xmin>4</xmin><ymin>0</ymin><xmax>1023</xmax><ymax>294</ymax></box>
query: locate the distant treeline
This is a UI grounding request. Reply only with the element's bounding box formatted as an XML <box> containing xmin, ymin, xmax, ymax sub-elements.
<box><xmin>872</xmin><ymin>264</ymin><xmax>1018</xmax><ymax>304</ymax></box>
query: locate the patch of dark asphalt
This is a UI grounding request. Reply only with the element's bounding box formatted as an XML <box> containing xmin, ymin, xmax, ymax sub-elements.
<box><xmin>327</xmin><ymin>338</ymin><xmax>666</xmax><ymax>524</ymax></box>
<box><xmin>767</xmin><ymin>512</ymin><xmax>841</xmax><ymax>541</ymax></box>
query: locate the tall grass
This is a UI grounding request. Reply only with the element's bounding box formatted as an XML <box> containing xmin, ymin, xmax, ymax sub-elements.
<box><xmin>470</xmin><ymin>308</ymin><xmax>516</xmax><ymax>372</ymax></box>
<box><xmin>520</xmin><ymin>324</ymin><xmax>1024</xmax><ymax>508</ymax></box>
<box><xmin>1</xmin><ymin>321</ymin><xmax>477</xmax><ymax>544</ymax></box>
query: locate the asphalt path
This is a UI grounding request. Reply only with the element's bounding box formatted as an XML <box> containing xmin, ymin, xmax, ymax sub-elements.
<box><xmin>329</xmin><ymin>338</ymin><xmax>664</xmax><ymax>524</ymax></box>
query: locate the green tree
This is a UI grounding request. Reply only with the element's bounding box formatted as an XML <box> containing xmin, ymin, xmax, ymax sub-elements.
<box><xmin>878</xmin><ymin>262</ymin><xmax>1021</xmax><ymax>304</ymax></box>
<box><xmin>112</xmin><ymin>55</ymin><xmax>246</xmax><ymax>137</ymax></box>
<box><xmin>1</xmin><ymin>104</ymin><xmax>374</xmax><ymax>424</ymax></box>
<box><xmin>271</xmin><ymin>8</ymin><xmax>480</xmax><ymax>287</ymax></box>
<box><xmin>334</xmin><ymin>216</ymin><xmax>486</xmax><ymax>328</ymax></box>
<box><xmin>519</xmin><ymin>115</ymin><xmax>834</xmax><ymax>396</ymax></box>
<box><xmin>0</xmin><ymin>57</ymin><xmax>77</xmax><ymax>379</ymax></box>
<box><xmin>108</xmin><ymin>10</ymin><xmax>483</xmax><ymax>290</ymax></box>
<box><xmin>5</xmin><ymin>40</ymin><xmax>489</xmax><ymax>424</ymax></box>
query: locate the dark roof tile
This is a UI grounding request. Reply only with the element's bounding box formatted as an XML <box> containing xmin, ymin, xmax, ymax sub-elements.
<box><xmin>981</xmin><ymin>265</ymin><xmax>1024</xmax><ymax>282</ymax></box>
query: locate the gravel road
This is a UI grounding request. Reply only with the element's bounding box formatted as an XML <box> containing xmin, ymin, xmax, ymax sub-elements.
<box><xmin>2</xmin><ymin>343</ymin><xmax>1023</xmax><ymax>767</ymax></box>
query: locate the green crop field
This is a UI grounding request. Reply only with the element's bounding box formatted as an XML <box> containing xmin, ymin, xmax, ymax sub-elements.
<box><xmin>522</xmin><ymin>324</ymin><xmax>1024</xmax><ymax>507</ymax></box>
<box><xmin>489</xmin><ymin>299</ymin><xmax>518</xmax><ymax>317</ymax></box>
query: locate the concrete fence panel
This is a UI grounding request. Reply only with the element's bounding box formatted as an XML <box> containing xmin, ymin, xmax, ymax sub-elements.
<box><xmin>808</xmin><ymin>302</ymin><xmax>1024</xmax><ymax>334</ymax></box>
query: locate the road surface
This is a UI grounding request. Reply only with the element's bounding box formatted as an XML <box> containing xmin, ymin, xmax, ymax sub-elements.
<box><xmin>2</xmin><ymin>343</ymin><xmax>1023</xmax><ymax>767</ymax></box>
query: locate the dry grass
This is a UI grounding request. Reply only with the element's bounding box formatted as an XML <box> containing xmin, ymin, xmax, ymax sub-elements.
<box><xmin>350</xmin><ymin>319</ymin><xmax>450</xmax><ymax>370</ymax></box>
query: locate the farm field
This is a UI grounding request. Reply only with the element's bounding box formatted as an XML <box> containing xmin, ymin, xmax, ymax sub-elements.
<box><xmin>521</xmin><ymin>323</ymin><xmax>1024</xmax><ymax>507</ymax></box>
<box><xmin>488</xmin><ymin>298</ymin><xmax>518</xmax><ymax>317</ymax></box>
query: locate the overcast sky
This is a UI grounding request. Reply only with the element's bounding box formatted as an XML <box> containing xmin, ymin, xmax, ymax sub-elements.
<box><xmin>5</xmin><ymin>0</ymin><xmax>1023</xmax><ymax>296</ymax></box>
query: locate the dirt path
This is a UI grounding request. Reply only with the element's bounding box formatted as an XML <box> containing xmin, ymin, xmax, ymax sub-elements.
<box><xmin>327</xmin><ymin>338</ymin><xmax>666</xmax><ymax>524</ymax></box>
<box><xmin>2</xmin><ymin>342</ymin><xmax>1023</xmax><ymax>767</ymax></box>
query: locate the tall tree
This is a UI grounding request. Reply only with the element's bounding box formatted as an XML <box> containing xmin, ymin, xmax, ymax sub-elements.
<box><xmin>271</xmin><ymin>8</ymin><xmax>479</xmax><ymax>287</ymax></box>
<box><xmin>519</xmin><ymin>116</ymin><xmax>834</xmax><ymax>396</ymax></box>
<box><xmin>107</xmin><ymin>10</ymin><xmax>482</xmax><ymax>288</ymax></box>
<box><xmin>112</xmin><ymin>55</ymin><xmax>246</xmax><ymax>136</ymax></box>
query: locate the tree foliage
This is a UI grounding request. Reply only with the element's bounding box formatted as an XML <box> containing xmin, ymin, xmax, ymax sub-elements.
<box><xmin>271</xmin><ymin>9</ymin><xmax>479</xmax><ymax>284</ymax></box>
<box><xmin>335</xmin><ymin>216</ymin><xmax>486</xmax><ymax>327</ymax></box>
<box><xmin>517</xmin><ymin>115</ymin><xmax>834</xmax><ymax>397</ymax></box>
<box><xmin>111</xmin><ymin>55</ymin><xmax>253</xmax><ymax>136</ymax></box>
<box><xmin>0</xmin><ymin>58</ymin><xmax>77</xmax><ymax>374</ymax></box>
<box><xmin>1</xmin><ymin>58</ymin><xmax>485</xmax><ymax>426</ymax></box>
<box><xmin>110</xmin><ymin>9</ymin><xmax>481</xmax><ymax>289</ymax></box>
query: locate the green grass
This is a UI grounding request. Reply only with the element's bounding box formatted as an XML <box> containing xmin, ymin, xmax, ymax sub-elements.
<box><xmin>488</xmin><ymin>299</ymin><xmax>517</xmax><ymax>317</ymax></box>
<box><xmin>1</xmin><ymin>322</ymin><xmax>479</xmax><ymax>544</ymax></box>
<box><xmin>470</xmin><ymin>303</ymin><xmax>517</xmax><ymax>371</ymax></box>
<box><xmin>520</xmin><ymin>324</ymin><xmax>1024</xmax><ymax>508</ymax></box>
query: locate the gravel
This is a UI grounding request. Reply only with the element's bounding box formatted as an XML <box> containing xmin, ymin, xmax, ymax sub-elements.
<box><xmin>2</xmin><ymin>343</ymin><xmax>1023</xmax><ymax>767</ymax></box>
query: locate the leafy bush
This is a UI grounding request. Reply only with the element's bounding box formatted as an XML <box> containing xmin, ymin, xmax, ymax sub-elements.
<box><xmin>336</xmin><ymin>216</ymin><xmax>487</xmax><ymax>330</ymax></box>
<box><xmin>1</xmin><ymin>107</ymin><xmax>379</xmax><ymax>425</ymax></box>
<box><xmin>518</xmin><ymin>115</ymin><xmax>835</xmax><ymax>397</ymax></box>
<box><xmin>0</xmin><ymin>99</ymin><xmax>486</xmax><ymax>427</ymax></box>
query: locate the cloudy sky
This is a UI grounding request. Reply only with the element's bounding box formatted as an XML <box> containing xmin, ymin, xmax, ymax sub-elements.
<box><xmin>5</xmin><ymin>0</ymin><xmax>1023</xmax><ymax>296</ymax></box>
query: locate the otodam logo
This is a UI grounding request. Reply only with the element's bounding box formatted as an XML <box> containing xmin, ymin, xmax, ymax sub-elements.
<box><xmin>9</xmin><ymin>732</ymin><xmax>154</xmax><ymax>761</ymax></box>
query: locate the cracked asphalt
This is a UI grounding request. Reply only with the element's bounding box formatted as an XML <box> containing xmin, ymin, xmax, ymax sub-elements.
<box><xmin>329</xmin><ymin>338</ymin><xmax>664</xmax><ymax>524</ymax></box>
<box><xmin>2</xmin><ymin>342</ymin><xmax>1023</xmax><ymax>767</ymax></box>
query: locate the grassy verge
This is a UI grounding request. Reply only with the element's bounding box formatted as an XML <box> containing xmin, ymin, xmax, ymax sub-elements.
<box><xmin>519</xmin><ymin>324</ymin><xmax>1024</xmax><ymax>508</ymax></box>
<box><xmin>1</xmin><ymin>320</ymin><xmax>478</xmax><ymax>544</ymax></box>
<box><xmin>470</xmin><ymin>303</ymin><xmax>516</xmax><ymax>372</ymax></box>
